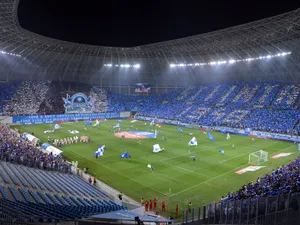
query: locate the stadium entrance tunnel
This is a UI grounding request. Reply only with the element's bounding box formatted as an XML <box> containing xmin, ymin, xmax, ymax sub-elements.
<box><xmin>115</xmin><ymin>131</ymin><xmax>156</xmax><ymax>139</ymax></box>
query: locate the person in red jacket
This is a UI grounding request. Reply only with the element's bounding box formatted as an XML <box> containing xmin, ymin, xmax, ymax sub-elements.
<box><xmin>145</xmin><ymin>200</ymin><xmax>149</xmax><ymax>211</ymax></box>
<box><xmin>149</xmin><ymin>200</ymin><xmax>153</xmax><ymax>211</ymax></box>
<box><xmin>153</xmin><ymin>197</ymin><xmax>157</xmax><ymax>210</ymax></box>
<box><xmin>162</xmin><ymin>201</ymin><xmax>166</xmax><ymax>212</ymax></box>
<box><xmin>176</xmin><ymin>205</ymin><xmax>179</xmax><ymax>217</ymax></box>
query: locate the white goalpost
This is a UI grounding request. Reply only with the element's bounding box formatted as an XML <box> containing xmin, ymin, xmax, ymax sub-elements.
<box><xmin>248</xmin><ymin>150</ymin><xmax>268</xmax><ymax>165</ymax></box>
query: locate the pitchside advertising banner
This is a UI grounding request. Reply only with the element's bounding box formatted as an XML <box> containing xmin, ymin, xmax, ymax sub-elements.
<box><xmin>135</xmin><ymin>116</ymin><xmax>300</xmax><ymax>142</ymax></box>
<box><xmin>12</xmin><ymin>112</ymin><xmax>120</xmax><ymax>125</ymax></box>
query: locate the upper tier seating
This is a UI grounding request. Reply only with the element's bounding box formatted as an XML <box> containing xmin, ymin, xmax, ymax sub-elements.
<box><xmin>2</xmin><ymin>81</ymin><xmax>300</xmax><ymax>134</ymax></box>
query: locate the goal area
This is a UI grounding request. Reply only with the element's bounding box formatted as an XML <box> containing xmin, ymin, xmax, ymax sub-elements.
<box><xmin>248</xmin><ymin>150</ymin><xmax>268</xmax><ymax>165</ymax></box>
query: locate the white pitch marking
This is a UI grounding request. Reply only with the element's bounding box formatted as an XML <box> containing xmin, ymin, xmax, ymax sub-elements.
<box><xmin>170</xmin><ymin>146</ymin><xmax>295</xmax><ymax>197</ymax></box>
<box><xmin>218</xmin><ymin>152</ymin><xmax>251</xmax><ymax>163</ymax></box>
<box><xmin>63</xmin><ymin>146</ymin><xmax>168</xmax><ymax>196</ymax></box>
<box><xmin>161</xmin><ymin>161</ymin><xmax>211</xmax><ymax>179</ymax></box>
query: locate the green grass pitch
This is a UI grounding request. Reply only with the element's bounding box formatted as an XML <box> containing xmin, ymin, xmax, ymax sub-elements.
<box><xmin>14</xmin><ymin>120</ymin><xmax>298</xmax><ymax>216</ymax></box>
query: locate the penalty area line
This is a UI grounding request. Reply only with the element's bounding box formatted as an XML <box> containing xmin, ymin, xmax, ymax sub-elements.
<box><xmin>170</xmin><ymin>147</ymin><xmax>295</xmax><ymax>197</ymax></box>
<box><xmin>218</xmin><ymin>152</ymin><xmax>251</xmax><ymax>163</ymax></box>
<box><xmin>159</xmin><ymin>148</ymin><xmax>209</xmax><ymax>163</ymax></box>
<box><xmin>161</xmin><ymin>161</ymin><xmax>211</xmax><ymax>179</ymax></box>
<box><xmin>169</xmin><ymin>164</ymin><xmax>246</xmax><ymax>197</ymax></box>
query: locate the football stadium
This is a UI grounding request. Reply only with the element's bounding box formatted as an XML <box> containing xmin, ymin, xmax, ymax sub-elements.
<box><xmin>1</xmin><ymin>1</ymin><xmax>300</xmax><ymax>225</ymax></box>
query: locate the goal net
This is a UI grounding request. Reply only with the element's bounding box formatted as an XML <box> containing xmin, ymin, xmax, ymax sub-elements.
<box><xmin>248</xmin><ymin>150</ymin><xmax>268</xmax><ymax>165</ymax></box>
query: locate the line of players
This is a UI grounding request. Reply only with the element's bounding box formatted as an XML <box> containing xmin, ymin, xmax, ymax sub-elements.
<box><xmin>51</xmin><ymin>136</ymin><xmax>91</xmax><ymax>147</ymax></box>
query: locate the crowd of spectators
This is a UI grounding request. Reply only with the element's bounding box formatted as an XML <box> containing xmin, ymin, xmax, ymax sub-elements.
<box><xmin>223</xmin><ymin>157</ymin><xmax>300</xmax><ymax>202</ymax></box>
<box><xmin>4</xmin><ymin>81</ymin><xmax>51</xmax><ymax>115</ymax></box>
<box><xmin>0</xmin><ymin>83</ymin><xmax>19</xmax><ymax>115</ymax></box>
<box><xmin>273</xmin><ymin>84</ymin><xmax>300</xmax><ymax>109</ymax></box>
<box><xmin>90</xmin><ymin>86</ymin><xmax>108</xmax><ymax>112</ymax></box>
<box><xmin>0</xmin><ymin>124</ymin><xmax>70</xmax><ymax>172</ymax></box>
<box><xmin>0</xmin><ymin>81</ymin><xmax>299</xmax><ymax>134</ymax></box>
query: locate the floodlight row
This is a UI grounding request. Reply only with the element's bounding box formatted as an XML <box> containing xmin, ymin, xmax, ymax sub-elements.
<box><xmin>104</xmin><ymin>64</ymin><xmax>140</xmax><ymax>68</ymax></box>
<box><xmin>1</xmin><ymin>50</ymin><xmax>21</xmax><ymax>57</ymax></box>
<box><xmin>169</xmin><ymin>52</ymin><xmax>292</xmax><ymax>68</ymax></box>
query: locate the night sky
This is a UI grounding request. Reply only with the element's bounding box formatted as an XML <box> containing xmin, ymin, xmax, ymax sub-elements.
<box><xmin>18</xmin><ymin>0</ymin><xmax>300</xmax><ymax>47</ymax></box>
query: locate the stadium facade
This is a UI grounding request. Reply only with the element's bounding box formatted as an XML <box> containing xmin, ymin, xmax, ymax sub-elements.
<box><xmin>0</xmin><ymin>0</ymin><xmax>300</xmax><ymax>92</ymax></box>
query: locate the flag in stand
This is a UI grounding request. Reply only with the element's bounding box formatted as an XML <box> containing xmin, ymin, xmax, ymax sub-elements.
<box><xmin>208</xmin><ymin>133</ymin><xmax>215</xmax><ymax>142</ymax></box>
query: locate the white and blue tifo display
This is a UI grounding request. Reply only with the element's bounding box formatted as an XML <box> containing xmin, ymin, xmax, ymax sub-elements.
<box><xmin>12</xmin><ymin>112</ymin><xmax>120</xmax><ymax>125</ymax></box>
<box><xmin>63</xmin><ymin>93</ymin><xmax>93</xmax><ymax>114</ymax></box>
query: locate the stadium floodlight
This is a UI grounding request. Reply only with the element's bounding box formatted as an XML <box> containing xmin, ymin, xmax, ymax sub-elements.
<box><xmin>104</xmin><ymin>63</ymin><xmax>140</xmax><ymax>68</ymax></box>
<box><xmin>0</xmin><ymin>50</ymin><xmax>21</xmax><ymax>57</ymax></box>
<box><xmin>169</xmin><ymin>51</ymin><xmax>291</xmax><ymax>68</ymax></box>
<box><xmin>218</xmin><ymin>60</ymin><xmax>227</xmax><ymax>64</ymax></box>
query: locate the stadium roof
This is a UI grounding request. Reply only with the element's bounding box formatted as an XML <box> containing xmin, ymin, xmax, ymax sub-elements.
<box><xmin>0</xmin><ymin>0</ymin><xmax>300</xmax><ymax>85</ymax></box>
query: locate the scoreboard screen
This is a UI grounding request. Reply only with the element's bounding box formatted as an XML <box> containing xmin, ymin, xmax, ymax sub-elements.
<box><xmin>135</xmin><ymin>83</ymin><xmax>151</xmax><ymax>93</ymax></box>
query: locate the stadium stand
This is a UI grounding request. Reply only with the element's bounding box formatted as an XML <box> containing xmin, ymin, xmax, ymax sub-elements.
<box><xmin>4</xmin><ymin>81</ymin><xmax>51</xmax><ymax>116</ymax></box>
<box><xmin>2</xmin><ymin>81</ymin><xmax>300</xmax><ymax>135</ymax></box>
<box><xmin>2</xmin><ymin>1</ymin><xmax>300</xmax><ymax>223</ymax></box>
<box><xmin>0</xmin><ymin>123</ymin><xmax>126</xmax><ymax>222</ymax></box>
<box><xmin>0</xmin><ymin>162</ymin><xmax>124</xmax><ymax>222</ymax></box>
<box><xmin>90</xmin><ymin>86</ymin><xmax>108</xmax><ymax>112</ymax></box>
<box><xmin>0</xmin><ymin>82</ymin><xmax>19</xmax><ymax>115</ymax></box>
<box><xmin>0</xmin><ymin>124</ymin><xmax>70</xmax><ymax>172</ymax></box>
<box><xmin>184</xmin><ymin>157</ymin><xmax>300</xmax><ymax>224</ymax></box>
